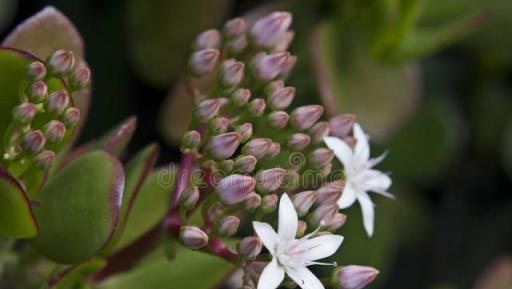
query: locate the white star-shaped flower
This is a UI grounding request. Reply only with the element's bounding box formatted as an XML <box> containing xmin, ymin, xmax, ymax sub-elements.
<box><xmin>253</xmin><ymin>194</ymin><xmax>344</xmax><ymax>289</ymax></box>
<box><xmin>324</xmin><ymin>123</ymin><xmax>393</xmax><ymax>237</ymax></box>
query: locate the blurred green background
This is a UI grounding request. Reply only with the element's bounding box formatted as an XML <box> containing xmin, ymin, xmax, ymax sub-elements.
<box><xmin>1</xmin><ymin>0</ymin><xmax>512</xmax><ymax>288</ymax></box>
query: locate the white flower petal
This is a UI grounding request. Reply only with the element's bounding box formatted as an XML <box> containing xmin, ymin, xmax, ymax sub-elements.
<box><xmin>286</xmin><ymin>266</ymin><xmax>325</xmax><ymax>289</ymax></box>
<box><xmin>323</xmin><ymin>136</ymin><xmax>353</xmax><ymax>167</ymax></box>
<box><xmin>257</xmin><ymin>258</ymin><xmax>285</xmax><ymax>289</ymax></box>
<box><xmin>337</xmin><ymin>182</ymin><xmax>357</xmax><ymax>209</ymax></box>
<box><xmin>302</xmin><ymin>234</ymin><xmax>344</xmax><ymax>262</ymax></box>
<box><xmin>278</xmin><ymin>194</ymin><xmax>298</xmax><ymax>240</ymax></box>
<box><xmin>353</xmin><ymin>123</ymin><xmax>370</xmax><ymax>162</ymax></box>
<box><xmin>253</xmin><ymin>221</ymin><xmax>278</xmax><ymax>253</ymax></box>
<box><xmin>357</xmin><ymin>192</ymin><xmax>375</xmax><ymax>237</ymax></box>
<box><xmin>359</xmin><ymin>169</ymin><xmax>392</xmax><ymax>193</ymax></box>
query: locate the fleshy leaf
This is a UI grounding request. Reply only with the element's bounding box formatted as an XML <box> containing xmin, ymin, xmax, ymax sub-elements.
<box><xmin>0</xmin><ymin>167</ymin><xmax>38</xmax><ymax>238</ymax></box>
<box><xmin>96</xmin><ymin>117</ymin><xmax>137</xmax><ymax>158</ymax></box>
<box><xmin>32</xmin><ymin>150</ymin><xmax>124</xmax><ymax>264</ymax></box>
<box><xmin>47</xmin><ymin>258</ymin><xmax>107</xmax><ymax>289</ymax></box>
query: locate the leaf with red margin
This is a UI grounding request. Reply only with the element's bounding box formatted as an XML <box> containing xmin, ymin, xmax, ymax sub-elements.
<box><xmin>0</xmin><ymin>166</ymin><xmax>38</xmax><ymax>238</ymax></box>
<box><xmin>96</xmin><ymin>117</ymin><xmax>137</xmax><ymax>158</ymax></box>
<box><xmin>47</xmin><ymin>258</ymin><xmax>107</xmax><ymax>289</ymax></box>
<box><xmin>31</xmin><ymin>151</ymin><xmax>124</xmax><ymax>264</ymax></box>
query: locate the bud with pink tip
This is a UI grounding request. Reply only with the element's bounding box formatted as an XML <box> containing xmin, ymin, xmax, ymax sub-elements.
<box><xmin>22</xmin><ymin>130</ymin><xmax>46</xmax><ymax>154</ymax></box>
<box><xmin>333</xmin><ymin>265</ymin><xmax>379</xmax><ymax>289</ymax></box>
<box><xmin>242</xmin><ymin>138</ymin><xmax>272</xmax><ymax>159</ymax></box>
<box><xmin>35</xmin><ymin>150</ymin><xmax>56</xmax><ymax>168</ymax></box>
<box><xmin>248</xmin><ymin>98</ymin><xmax>265</xmax><ymax>116</ymax></box>
<box><xmin>44</xmin><ymin>120</ymin><xmax>66</xmax><ymax>143</ymax></box>
<box><xmin>182</xmin><ymin>130</ymin><xmax>201</xmax><ymax>150</ymax></box>
<box><xmin>296</xmin><ymin>220</ymin><xmax>307</xmax><ymax>238</ymax></box>
<box><xmin>195</xmin><ymin>29</ymin><xmax>220</xmax><ymax>49</ymax></box>
<box><xmin>218</xmin><ymin>174</ymin><xmax>256</xmax><ymax>205</ymax></box>
<box><xmin>261</xmin><ymin>194</ymin><xmax>278</xmax><ymax>212</ymax></box>
<box><xmin>235</xmin><ymin>155</ymin><xmax>257</xmax><ymax>173</ymax></box>
<box><xmin>62</xmin><ymin>107</ymin><xmax>80</xmax><ymax>127</ymax></box>
<box><xmin>48</xmin><ymin>49</ymin><xmax>75</xmax><ymax>76</ymax></box>
<box><xmin>287</xmin><ymin>133</ymin><xmax>311</xmax><ymax>151</ymax></box>
<box><xmin>280</xmin><ymin>54</ymin><xmax>297</xmax><ymax>77</ymax></box>
<box><xmin>216</xmin><ymin>215</ymin><xmax>240</xmax><ymax>236</ymax></box>
<box><xmin>321</xmin><ymin>163</ymin><xmax>333</xmax><ymax>177</ymax></box>
<box><xmin>329</xmin><ymin>114</ymin><xmax>356</xmax><ymax>138</ymax></box>
<box><xmin>309</xmin><ymin>121</ymin><xmax>330</xmax><ymax>144</ymax></box>
<box><xmin>268</xmin><ymin>86</ymin><xmax>295</xmax><ymax>110</ymax></box>
<box><xmin>236</xmin><ymin>122</ymin><xmax>253</xmax><ymax>143</ymax></box>
<box><xmin>221</xmin><ymin>60</ymin><xmax>245</xmax><ymax>87</ymax></box>
<box><xmin>195</xmin><ymin>98</ymin><xmax>222</xmax><ymax>122</ymax></box>
<box><xmin>179</xmin><ymin>226</ymin><xmax>209</xmax><ymax>250</ymax></box>
<box><xmin>293</xmin><ymin>191</ymin><xmax>317</xmax><ymax>216</ymax></box>
<box><xmin>291</xmin><ymin>105</ymin><xmax>324</xmax><ymax>130</ymax></box>
<box><xmin>224</xmin><ymin>18</ymin><xmax>246</xmax><ymax>38</ymax></box>
<box><xmin>265</xmin><ymin>80</ymin><xmax>284</xmax><ymax>95</ymax></box>
<box><xmin>255</xmin><ymin>168</ymin><xmax>286</xmax><ymax>192</ymax></box>
<box><xmin>310</xmin><ymin>205</ymin><xmax>337</xmax><ymax>227</ymax></box>
<box><xmin>264</xmin><ymin>143</ymin><xmax>281</xmax><ymax>159</ymax></box>
<box><xmin>206</xmin><ymin>132</ymin><xmax>241</xmax><ymax>160</ymax></box>
<box><xmin>316</xmin><ymin>180</ymin><xmax>344</xmax><ymax>205</ymax></box>
<box><xmin>268</xmin><ymin>111</ymin><xmax>289</xmax><ymax>129</ymax></box>
<box><xmin>26</xmin><ymin>81</ymin><xmax>48</xmax><ymax>102</ymax></box>
<box><xmin>309</xmin><ymin>148</ymin><xmax>334</xmax><ymax>168</ymax></box>
<box><xmin>238</xmin><ymin>236</ymin><xmax>262</xmax><ymax>260</ymax></box>
<box><xmin>244</xmin><ymin>192</ymin><xmax>261</xmax><ymax>211</ymax></box>
<box><xmin>253</xmin><ymin>52</ymin><xmax>290</xmax><ymax>81</ymax></box>
<box><xmin>189</xmin><ymin>49</ymin><xmax>220</xmax><ymax>76</ymax></box>
<box><xmin>179</xmin><ymin>186</ymin><xmax>199</xmax><ymax>209</ymax></box>
<box><xmin>205</xmin><ymin>202</ymin><xmax>223</xmax><ymax>223</ymax></box>
<box><xmin>227</xmin><ymin>35</ymin><xmax>248</xmax><ymax>55</ymax></box>
<box><xmin>69</xmin><ymin>67</ymin><xmax>91</xmax><ymax>89</ymax></box>
<box><xmin>231</xmin><ymin>88</ymin><xmax>251</xmax><ymax>106</ymax></box>
<box><xmin>273</xmin><ymin>31</ymin><xmax>294</xmax><ymax>52</ymax></box>
<box><xmin>26</xmin><ymin>61</ymin><xmax>47</xmax><ymax>80</ymax></box>
<box><xmin>326</xmin><ymin>213</ymin><xmax>347</xmax><ymax>231</ymax></box>
<box><xmin>250</xmin><ymin>11</ymin><xmax>292</xmax><ymax>48</ymax></box>
<box><xmin>12</xmin><ymin>103</ymin><xmax>36</xmax><ymax>124</ymax></box>
<box><xmin>47</xmin><ymin>90</ymin><xmax>70</xmax><ymax>115</ymax></box>
<box><xmin>209</xmin><ymin>117</ymin><xmax>230</xmax><ymax>134</ymax></box>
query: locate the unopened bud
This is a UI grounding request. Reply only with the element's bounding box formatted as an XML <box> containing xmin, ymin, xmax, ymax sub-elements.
<box><xmin>218</xmin><ymin>174</ymin><xmax>256</xmax><ymax>205</ymax></box>
<box><xmin>48</xmin><ymin>49</ymin><xmax>75</xmax><ymax>75</ymax></box>
<box><xmin>264</xmin><ymin>143</ymin><xmax>281</xmax><ymax>159</ymax></box>
<box><xmin>12</xmin><ymin>103</ymin><xmax>36</xmax><ymax>124</ymax></box>
<box><xmin>62</xmin><ymin>107</ymin><xmax>80</xmax><ymax>127</ymax></box>
<box><xmin>206</xmin><ymin>132</ymin><xmax>241</xmax><ymax>160</ymax></box>
<box><xmin>291</xmin><ymin>105</ymin><xmax>323</xmax><ymax>130</ymax></box>
<box><xmin>265</xmin><ymin>80</ymin><xmax>284</xmax><ymax>95</ymax></box>
<box><xmin>344</xmin><ymin>136</ymin><xmax>357</xmax><ymax>148</ymax></box>
<box><xmin>224</xmin><ymin>18</ymin><xmax>246</xmax><ymax>38</ymax></box>
<box><xmin>195</xmin><ymin>98</ymin><xmax>222</xmax><ymax>122</ymax></box>
<box><xmin>47</xmin><ymin>90</ymin><xmax>70</xmax><ymax>115</ymax></box>
<box><xmin>280</xmin><ymin>54</ymin><xmax>297</xmax><ymax>77</ymax></box>
<box><xmin>248</xmin><ymin>98</ymin><xmax>265</xmax><ymax>116</ymax></box>
<box><xmin>238</xmin><ymin>236</ymin><xmax>262</xmax><ymax>260</ymax></box>
<box><xmin>179</xmin><ymin>226</ymin><xmax>209</xmax><ymax>250</ymax></box>
<box><xmin>317</xmin><ymin>181</ymin><xmax>343</xmax><ymax>205</ymax></box>
<box><xmin>22</xmin><ymin>130</ymin><xmax>46</xmax><ymax>154</ymax></box>
<box><xmin>261</xmin><ymin>194</ymin><xmax>278</xmax><ymax>212</ymax></box>
<box><xmin>227</xmin><ymin>35</ymin><xmax>248</xmax><ymax>54</ymax></box>
<box><xmin>209</xmin><ymin>117</ymin><xmax>230</xmax><ymax>134</ymax></box>
<box><xmin>26</xmin><ymin>81</ymin><xmax>48</xmax><ymax>102</ymax></box>
<box><xmin>195</xmin><ymin>29</ymin><xmax>220</xmax><ymax>49</ymax></box>
<box><xmin>69</xmin><ymin>67</ymin><xmax>91</xmax><ymax>89</ymax></box>
<box><xmin>35</xmin><ymin>150</ymin><xmax>55</xmax><ymax>168</ymax></box>
<box><xmin>255</xmin><ymin>168</ymin><xmax>286</xmax><ymax>193</ymax></box>
<box><xmin>236</xmin><ymin>122</ymin><xmax>253</xmax><ymax>143</ymax></box>
<box><xmin>310</xmin><ymin>205</ymin><xmax>337</xmax><ymax>227</ymax></box>
<box><xmin>309</xmin><ymin>148</ymin><xmax>334</xmax><ymax>168</ymax></box>
<box><xmin>321</xmin><ymin>163</ymin><xmax>333</xmax><ymax>177</ymax></box>
<box><xmin>244</xmin><ymin>192</ymin><xmax>261</xmax><ymax>211</ymax></box>
<box><xmin>221</xmin><ymin>60</ymin><xmax>245</xmax><ymax>87</ymax></box>
<box><xmin>253</xmin><ymin>52</ymin><xmax>290</xmax><ymax>81</ymax></box>
<box><xmin>242</xmin><ymin>138</ymin><xmax>272</xmax><ymax>159</ymax></box>
<box><xmin>205</xmin><ymin>202</ymin><xmax>223</xmax><ymax>222</ymax></box>
<box><xmin>44</xmin><ymin>120</ymin><xmax>66</xmax><ymax>143</ymax></box>
<box><xmin>326</xmin><ymin>213</ymin><xmax>347</xmax><ymax>231</ymax></box>
<box><xmin>273</xmin><ymin>31</ymin><xmax>294</xmax><ymax>53</ymax></box>
<box><xmin>182</xmin><ymin>130</ymin><xmax>201</xmax><ymax>150</ymax></box>
<box><xmin>309</xmin><ymin>121</ymin><xmax>330</xmax><ymax>144</ymax></box>
<box><xmin>296</xmin><ymin>220</ymin><xmax>307</xmax><ymax>238</ymax></box>
<box><xmin>26</xmin><ymin>61</ymin><xmax>46</xmax><ymax>80</ymax></box>
<box><xmin>217</xmin><ymin>215</ymin><xmax>240</xmax><ymax>236</ymax></box>
<box><xmin>231</xmin><ymin>88</ymin><xmax>251</xmax><ymax>106</ymax></box>
<box><xmin>329</xmin><ymin>114</ymin><xmax>356</xmax><ymax>138</ymax></box>
<box><xmin>251</xmin><ymin>11</ymin><xmax>292</xmax><ymax>48</ymax></box>
<box><xmin>268</xmin><ymin>111</ymin><xmax>289</xmax><ymax>129</ymax></box>
<box><xmin>292</xmin><ymin>191</ymin><xmax>317</xmax><ymax>216</ymax></box>
<box><xmin>287</xmin><ymin>133</ymin><xmax>311</xmax><ymax>151</ymax></box>
<box><xmin>333</xmin><ymin>265</ymin><xmax>379</xmax><ymax>289</ymax></box>
<box><xmin>219</xmin><ymin>159</ymin><xmax>235</xmax><ymax>173</ymax></box>
<box><xmin>268</xmin><ymin>86</ymin><xmax>295</xmax><ymax>110</ymax></box>
<box><xmin>180</xmin><ymin>186</ymin><xmax>199</xmax><ymax>209</ymax></box>
<box><xmin>235</xmin><ymin>155</ymin><xmax>257</xmax><ymax>173</ymax></box>
<box><xmin>282</xmin><ymin>170</ymin><xmax>299</xmax><ymax>190</ymax></box>
<box><xmin>190</xmin><ymin>49</ymin><xmax>220</xmax><ymax>76</ymax></box>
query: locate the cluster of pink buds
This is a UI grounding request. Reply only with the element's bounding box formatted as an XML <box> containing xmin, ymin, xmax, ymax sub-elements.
<box><xmin>2</xmin><ymin>49</ymin><xmax>88</xmax><ymax>175</ymax></box>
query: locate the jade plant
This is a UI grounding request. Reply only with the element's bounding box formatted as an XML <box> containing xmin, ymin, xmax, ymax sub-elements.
<box><xmin>0</xmin><ymin>7</ymin><xmax>398</xmax><ymax>289</ymax></box>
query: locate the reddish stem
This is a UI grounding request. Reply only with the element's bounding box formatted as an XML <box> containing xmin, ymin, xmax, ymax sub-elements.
<box><xmin>205</xmin><ymin>237</ymin><xmax>238</xmax><ymax>264</ymax></box>
<box><xmin>171</xmin><ymin>153</ymin><xmax>194</xmax><ymax>208</ymax></box>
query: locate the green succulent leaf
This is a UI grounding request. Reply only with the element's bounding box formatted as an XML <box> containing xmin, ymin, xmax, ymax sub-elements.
<box><xmin>32</xmin><ymin>150</ymin><xmax>125</xmax><ymax>264</ymax></box>
<box><xmin>0</xmin><ymin>167</ymin><xmax>38</xmax><ymax>238</ymax></box>
<box><xmin>96</xmin><ymin>117</ymin><xmax>137</xmax><ymax>158</ymax></box>
<box><xmin>47</xmin><ymin>258</ymin><xmax>107</xmax><ymax>289</ymax></box>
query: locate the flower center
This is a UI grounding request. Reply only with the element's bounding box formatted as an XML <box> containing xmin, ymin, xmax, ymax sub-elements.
<box><xmin>275</xmin><ymin>238</ymin><xmax>307</xmax><ymax>268</ymax></box>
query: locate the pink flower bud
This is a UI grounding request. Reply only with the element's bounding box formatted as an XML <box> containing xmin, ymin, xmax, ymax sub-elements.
<box><xmin>12</xmin><ymin>103</ymin><xmax>36</xmax><ymax>124</ymax></box>
<box><xmin>329</xmin><ymin>114</ymin><xmax>356</xmax><ymax>138</ymax></box>
<box><xmin>35</xmin><ymin>150</ymin><xmax>55</xmax><ymax>168</ymax></box>
<box><xmin>69</xmin><ymin>67</ymin><xmax>91</xmax><ymax>89</ymax></box>
<box><xmin>261</xmin><ymin>194</ymin><xmax>278</xmax><ymax>212</ymax></box>
<box><xmin>219</xmin><ymin>159</ymin><xmax>235</xmax><ymax>173</ymax></box>
<box><xmin>27</xmin><ymin>81</ymin><xmax>48</xmax><ymax>102</ymax></box>
<box><xmin>47</xmin><ymin>90</ymin><xmax>70</xmax><ymax>115</ymax></box>
<box><xmin>182</xmin><ymin>130</ymin><xmax>201</xmax><ymax>150</ymax></box>
<box><xmin>310</xmin><ymin>205</ymin><xmax>337</xmax><ymax>227</ymax></box>
<box><xmin>44</xmin><ymin>120</ymin><xmax>66</xmax><ymax>143</ymax></box>
<box><xmin>190</xmin><ymin>49</ymin><xmax>220</xmax><ymax>76</ymax></box>
<box><xmin>264</xmin><ymin>142</ymin><xmax>281</xmax><ymax>159</ymax></box>
<box><xmin>218</xmin><ymin>174</ymin><xmax>256</xmax><ymax>205</ymax></box>
<box><xmin>242</xmin><ymin>138</ymin><xmax>272</xmax><ymax>159</ymax></box>
<box><xmin>224</xmin><ymin>18</ymin><xmax>246</xmax><ymax>38</ymax></box>
<box><xmin>205</xmin><ymin>202</ymin><xmax>223</xmax><ymax>223</ymax></box>
<box><xmin>179</xmin><ymin>186</ymin><xmax>199</xmax><ymax>209</ymax></box>
<box><xmin>62</xmin><ymin>107</ymin><xmax>80</xmax><ymax>127</ymax></box>
<box><xmin>22</xmin><ymin>130</ymin><xmax>46</xmax><ymax>154</ymax></box>
<box><xmin>309</xmin><ymin>121</ymin><xmax>330</xmax><ymax>144</ymax></box>
<box><xmin>287</xmin><ymin>133</ymin><xmax>311</xmax><ymax>151</ymax></box>
<box><xmin>296</xmin><ymin>220</ymin><xmax>307</xmax><ymax>238</ymax></box>
<box><xmin>231</xmin><ymin>88</ymin><xmax>251</xmax><ymax>106</ymax></box>
<box><xmin>321</xmin><ymin>163</ymin><xmax>333</xmax><ymax>177</ymax></box>
<box><xmin>195</xmin><ymin>29</ymin><xmax>220</xmax><ymax>49</ymax></box>
<box><xmin>316</xmin><ymin>180</ymin><xmax>344</xmax><ymax>205</ymax></box>
<box><xmin>292</xmin><ymin>191</ymin><xmax>317</xmax><ymax>216</ymax></box>
<box><xmin>268</xmin><ymin>86</ymin><xmax>295</xmax><ymax>110</ymax></box>
<box><xmin>179</xmin><ymin>226</ymin><xmax>209</xmax><ymax>250</ymax></box>
<box><xmin>253</xmin><ymin>52</ymin><xmax>290</xmax><ymax>81</ymax></box>
<box><xmin>309</xmin><ymin>148</ymin><xmax>334</xmax><ymax>168</ymax></box>
<box><xmin>291</xmin><ymin>105</ymin><xmax>324</xmax><ymax>130</ymax></box>
<box><xmin>280</xmin><ymin>54</ymin><xmax>297</xmax><ymax>77</ymax></box>
<box><xmin>334</xmin><ymin>265</ymin><xmax>379</xmax><ymax>289</ymax></box>
<box><xmin>221</xmin><ymin>59</ymin><xmax>245</xmax><ymax>87</ymax></box>
<box><xmin>238</xmin><ymin>236</ymin><xmax>262</xmax><ymax>260</ymax></box>
<box><xmin>326</xmin><ymin>213</ymin><xmax>347</xmax><ymax>231</ymax></box>
<box><xmin>273</xmin><ymin>31</ymin><xmax>294</xmax><ymax>52</ymax></box>
<box><xmin>268</xmin><ymin>111</ymin><xmax>289</xmax><ymax>129</ymax></box>
<box><xmin>206</xmin><ymin>132</ymin><xmax>241</xmax><ymax>160</ymax></box>
<box><xmin>265</xmin><ymin>80</ymin><xmax>284</xmax><ymax>95</ymax></box>
<box><xmin>209</xmin><ymin>117</ymin><xmax>230</xmax><ymax>134</ymax></box>
<box><xmin>248</xmin><ymin>98</ymin><xmax>266</xmax><ymax>116</ymax></box>
<box><xmin>26</xmin><ymin>61</ymin><xmax>47</xmax><ymax>80</ymax></box>
<box><xmin>217</xmin><ymin>215</ymin><xmax>240</xmax><ymax>236</ymax></box>
<box><xmin>227</xmin><ymin>35</ymin><xmax>248</xmax><ymax>54</ymax></box>
<box><xmin>250</xmin><ymin>11</ymin><xmax>292</xmax><ymax>48</ymax></box>
<box><xmin>236</xmin><ymin>122</ymin><xmax>253</xmax><ymax>143</ymax></box>
<box><xmin>48</xmin><ymin>49</ymin><xmax>75</xmax><ymax>75</ymax></box>
<box><xmin>244</xmin><ymin>192</ymin><xmax>261</xmax><ymax>211</ymax></box>
<box><xmin>255</xmin><ymin>168</ymin><xmax>286</xmax><ymax>192</ymax></box>
<box><xmin>195</xmin><ymin>98</ymin><xmax>222</xmax><ymax>122</ymax></box>
<box><xmin>235</xmin><ymin>155</ymin><xmax>257</xmax><ymax>173</ymax></box>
